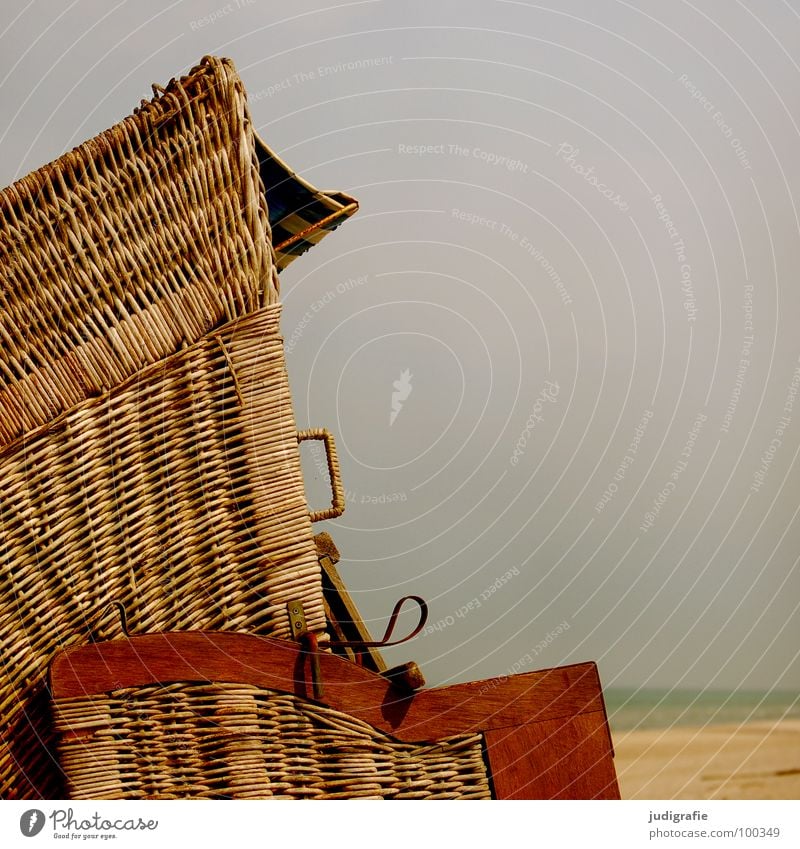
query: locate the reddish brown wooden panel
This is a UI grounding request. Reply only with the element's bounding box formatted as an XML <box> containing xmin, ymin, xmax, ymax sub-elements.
<box><xmin>485</xmin><ymin>712</ymin><xmax>620</xmax><ymax>799</ymax></box>
<box><xmin>50</xmin><ymin>633</ymin><xmax>607</xmax><ymax>742</ymax></box>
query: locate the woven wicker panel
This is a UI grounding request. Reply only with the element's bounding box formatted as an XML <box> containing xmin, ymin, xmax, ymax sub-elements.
<box><xmin>0</xmin><ymin>55</ymin><xmax>279</xmax><ymax>450</ymax></box>
<box><xmin>0</xmin><ymin>304</ymin><xmax>325</xmax><ymax>799</ymax></box>
<box><xmin>54</xmin><ymin>682</ymin><xmax>492</xmax><ymax>799</ymax></box>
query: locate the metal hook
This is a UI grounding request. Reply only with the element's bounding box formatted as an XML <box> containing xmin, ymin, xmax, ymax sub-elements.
<box><xmin>88</xmin><ymin>600</ymin><xmax>130</xmax><ymax>642</ymax></box>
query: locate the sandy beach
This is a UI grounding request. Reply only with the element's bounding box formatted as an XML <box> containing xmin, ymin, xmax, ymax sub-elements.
<box><xmin>613</xmin><ymin>719</ymin><xmax>800</xmax><ymax>799</ymax></box>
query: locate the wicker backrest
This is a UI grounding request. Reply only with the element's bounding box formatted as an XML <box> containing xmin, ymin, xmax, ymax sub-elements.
<box><xmin>0</xmin><ymin>56</ymin><xmax>278</xmax><ymax>450</ymax></box>
<box><xmin>0</xmin><ymin>304</ymin><xmax>332</xmax><ymax>798</ymax></box>
<box><xmin>53</xmin><ymin>680</ymin><xmax>491</xmax><ymax>799</ymax></box>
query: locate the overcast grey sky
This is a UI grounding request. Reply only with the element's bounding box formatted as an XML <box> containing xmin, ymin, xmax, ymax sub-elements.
<box><xmin>2</xmin><ymin>0</ymin><xmax>799</xmax><ymax>694</ymax></box>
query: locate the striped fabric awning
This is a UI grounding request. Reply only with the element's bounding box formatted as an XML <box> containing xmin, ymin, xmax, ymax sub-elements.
<box><xmin>256</xmin><ymin>134</ymin><xmax>359</xmax><ymax>272</ymax></box>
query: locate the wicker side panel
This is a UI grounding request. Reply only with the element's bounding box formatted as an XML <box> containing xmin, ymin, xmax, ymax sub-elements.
<box><xmin>0</xmin><ymin>305</ymin><xmax>322</xmax><ymax>799</ymax></box>
<box><xmin>54</xmin><ymin>682</ymin><xmax>492</xmax><ymax>799</ymax></box>
<box><xmin>0</xmin><ymin>55</ymin><xmax>279</xmax><ymax>450</ymax></box>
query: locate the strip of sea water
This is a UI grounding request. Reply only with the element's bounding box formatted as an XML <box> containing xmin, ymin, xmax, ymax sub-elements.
<box><xmin>603</xmin><ymin>688</ymin><xmax>800</xmax><ymax>732</ymax></box>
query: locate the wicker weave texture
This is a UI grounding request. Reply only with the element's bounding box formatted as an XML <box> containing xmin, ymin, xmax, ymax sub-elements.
<box><xmin>0</xmin><ymin>55</ymin><xmax>278</xmax><ymax>450</ymax></box>
<box><xmin>54</xmin><ymin>681</ymin><xmax>492</xmax><ymax>799</ymax></box>
<box><xmin>0</xmin><ymin>305</ymin><xmax>325</xmax><ymax>798</ymax></box>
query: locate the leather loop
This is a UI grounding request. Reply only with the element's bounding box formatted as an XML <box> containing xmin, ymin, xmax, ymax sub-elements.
<box><xmin>328</xmin><ymin>595</ymin><xmax>428</xmax><ymax>650</ymax></box>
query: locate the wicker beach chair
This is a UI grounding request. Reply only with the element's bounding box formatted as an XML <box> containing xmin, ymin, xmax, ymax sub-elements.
<box><xmin>0</xmin><ymin>52</ymin><xmax>619</xmax><ymax>802</ymax></box>
<box><xmin>0</xmin><ymin>55</ymin><xmax>358</xmax><ymax>799</ymax></box>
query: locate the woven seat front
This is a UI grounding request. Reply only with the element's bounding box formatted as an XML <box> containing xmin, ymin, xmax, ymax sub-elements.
<box><xmin>0</xmin><ymin>304</ymin><xmax>330</xmax><ymax>798</ymax></box>
<box><xmin>53</xmin><ymin>681</ymin><xmax>491</xmax><ymax>800</ymax></box>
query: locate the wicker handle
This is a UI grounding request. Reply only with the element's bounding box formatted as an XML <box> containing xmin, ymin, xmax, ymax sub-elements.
<box><xmin>297</xmin><ymin>428</ymin><xmax>345</xmax><ymax>522</ymax></box>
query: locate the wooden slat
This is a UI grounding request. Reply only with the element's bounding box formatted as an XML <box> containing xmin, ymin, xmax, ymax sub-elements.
<box><xmin>50</xmin><ymin>632</ymin><xmax>609</xmax><ymax>742</ymax></box>
<box><xmin>322</xmin><ymin>597</ymin><xmax>357</xmax><ymax>662</ymax></box>
<box><xmin>315</xmin><ymin>531</ymin><xmax>387</xmax><ymax>672</ymax></box>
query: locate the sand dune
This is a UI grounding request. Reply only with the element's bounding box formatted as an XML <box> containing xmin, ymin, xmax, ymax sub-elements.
<box><xmin>613</xmin><ymin>720</ymin><xmax>800</xmax><ymax>799</ymax></box>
